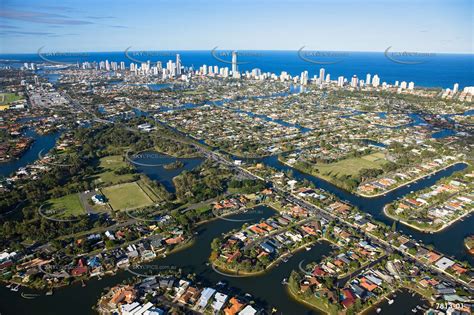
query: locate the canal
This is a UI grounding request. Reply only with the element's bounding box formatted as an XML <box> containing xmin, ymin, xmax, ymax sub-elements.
<box><xmin>258</xmin><ymin>155</ymin><xmax>472</xmax><ymax>265</ymax></box>
<box><xmin>0</xmin><ymin>128</ymin><xmax>60</xmax><ymax>178</ymax></box>
<box><xmin>0</xmin><ymin>206</ymin><xmax>335</xmax><ymax>315</ymax></box>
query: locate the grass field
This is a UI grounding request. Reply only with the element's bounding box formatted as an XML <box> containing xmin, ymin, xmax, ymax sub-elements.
<box><xmin>102</xmin><ymin>182</ymin><xmax>154</xmax><ymax>211</ymax></box>
<box><xmin>95</xmin><ymin>155</ymin><xmax>136</xmax><ymax>185</ymax></box>
<box><xmin>44</xmin><ymin>194</ymin><xmax>85</xmax><ymax>218</ymax></box>
<box><xmin>0</xmin><ymin>93</ymin><xmax>22</xmax><ymax>105</ymax></box>
<box><xmin>313</xmin><ymin>152</ymin><xmax>387</xmax><ymax>178</ymax></box>
<box><xmin>136</xmin><ymin>180</ymin><xmax>160</xmax><ymax>202</ymax></box>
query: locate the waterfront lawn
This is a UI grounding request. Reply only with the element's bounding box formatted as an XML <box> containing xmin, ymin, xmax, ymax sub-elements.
<box><xmin>287</xmin><ymin>274</ymin><xmax>339</xmax><ymax>315</ymax></box>
<box><xmin>313</xmin><ymin>152</ymin><xmax>387</xmax><ymax>178</ymax></box>
<box><xmin>95</xmin><ymin>155</ymin><xmax>137</xmax><ymax>185</ymax></box>
<box><xmin>102</xmin><ymin>182</ymin><xmax>154</xmax><ymax>211</ymax></box>
<box><xmin>44</xmin><ymin>194</ymin><xmax>85</xmax><ymax>218</ymax></box>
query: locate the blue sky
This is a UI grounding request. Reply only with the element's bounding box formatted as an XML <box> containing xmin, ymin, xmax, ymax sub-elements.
<box><xmin>0</xmin><ymin>0</ymin><xmax>472</xmax><ymax>54</ymax></box>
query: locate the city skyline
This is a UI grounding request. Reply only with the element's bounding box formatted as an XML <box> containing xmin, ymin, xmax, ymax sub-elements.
<box><xmin>0</xmin><ymin>0</ymin><xmax>473</xmax><ymax>54</ymax></box>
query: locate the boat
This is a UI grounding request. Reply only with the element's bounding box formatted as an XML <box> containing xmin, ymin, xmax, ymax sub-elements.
<box><xmin>6</xmin><ymin>283</ymin><xmax>12</xmax><ymax>289</ymax></box>
<box><xmin>11</xmin><ymin>284</ymin><xmax>20</xmax><ymax>292</ymax></box>
<box><xmin>282</xmin><ymin>257</ymin><xmax>288</xmax><ymax>263</ymax></box>
<box><xmin>21</xmin><ymin>293</ymin><xmax>40</xmax><ymax>299</ymax></box>
<box><xmin>46</xmin><ymin>290</ymin><xmax>53</xmax><ymax>296</ymax></box>
<box><xmin>305</xmin><ymin>246</ymin><xmax>311</xmax><ymax>251</ymax></box>
<box><xmin>281</xmin><ymin>278</ymin><xmax>288</xmax><ymax>285</ymax></box>
<box><xmin>376</xmin><ymin>308</ymin><xmax>382</xmax><ymax>313</ymax></box>
<box><xmin>388</xmin><ymin>299</ymin><xmax>394</xmax><ymax>305</ymax></box>
<box><xmin>411</xmin><ymin>308</ymin><xmax>417</xmax><ymax>313</ymax></box>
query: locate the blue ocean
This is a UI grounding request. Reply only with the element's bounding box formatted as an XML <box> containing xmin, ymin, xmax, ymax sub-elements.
<box><xmin>0</xmin><ymin>50</ymin><xmax>473</xmax><ymax>88</ymax></box>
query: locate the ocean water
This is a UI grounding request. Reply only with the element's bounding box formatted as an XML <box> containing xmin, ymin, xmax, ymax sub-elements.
<box><xmin>0</xmin><ymin>50</ymin><xmax>473</xmax><ymax>89</ymax></box>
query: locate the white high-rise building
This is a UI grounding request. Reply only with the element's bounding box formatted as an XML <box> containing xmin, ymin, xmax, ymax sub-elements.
<box><xmin>231</xmin><ymin>51</ymin><xmax>238</xmax><ymax>76</ymax></box>
<box><xmin>300</xmin><ymin>71</ymin><xmax>308</xmax><ymax>85</ymax></box>
<box><xmin>453</xmin><ymin>83</ymin><xmax>459</xmax><ymax>94</ymax></box>
<box><xmin>337</xmin><ymin>76</ymin><xmax>344</xmax><ymax>87</ymax></box>
<box><xmin>176</xmin><ymin>54</ymin><xmax>181</xmax><ymax>76</ymax></box>
<box><xmin>319</xmin><ymin>68</ymin><xmax>325</xmax><ymax>84</ymax></box>
<box><xmin>366</xmin><ymin>73</ymin><xmax>371</xmax><ymax>86</ymax></box>
<box><xmin>120</xmin><ymin>61</ymin><xmax>125</xmax><ymax>70</ymax></box>
<box><xmin>372</xmin><ymin>74</ymin><xmax>380</xmax><ymax>87</ymax></box>
<box><xmin>325</xmin><ymin>74</ymin><xmax>330</xmax><ymax>83</ymax></box>
<box><xmin>408</xmin><ymin>81</ymin><xmax>414</xmax><ymax>90</ymax></box>
<box><xmin>350</xmin><ymin>75</ymin><xmax>358</xmax><ymax>88</ymax></box>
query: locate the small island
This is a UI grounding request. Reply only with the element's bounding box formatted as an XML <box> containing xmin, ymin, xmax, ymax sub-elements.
<box><xmin>163</xmin><ymin>160</ymin><xmax>184</xmax><ymax>169</ymax></box>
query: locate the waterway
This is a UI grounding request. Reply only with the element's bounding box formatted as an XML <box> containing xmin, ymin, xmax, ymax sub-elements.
<box><xmin>131</xmin><ymin>151</ymin><xmax>204</xmax><ymax>193</ymax></box>
<box><xmin>0</xmin><ymin>206</ymin><xmax>337</xmax><ymax>315</ymax></box>
<box><xmin>0</xmin><ymin>128</ymin><xmax>60</xmax><ymax>178</ymax></box>
<box><xmin>0</xmin><ymin>81</ymin><xmax>469</xmax><ymax>313</ymax></box>
<box><xmin>257</xmin><ymin>155</ymin><xmax>473</xmax><ymax>265</ymax></box>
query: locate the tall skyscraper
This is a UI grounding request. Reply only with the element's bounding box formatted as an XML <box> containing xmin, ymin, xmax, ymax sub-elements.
<box><xmin>319</xmin><ymin>68</ymin><xmax>325</xmax><ymax>84</ymax></box>
<box><xmin>366</xmin><ymin>73</ymin><xmax>371</xmax><ymax>86</ymax></box>
<box><xmin>232</xmin><ymin>51</ymin><xmax>238</xmax><ymax>76</ymax></box>
<box><xmin>337</xmin><ymin>76</ymin><xmax>344</xmax><ymax>87</ymax></box>
<box><xmin>176</xmin><ymin>54</ymin><xmax>181</xmax><ymax>76</ymax></box>
<box><xmin>350</xmin><ymin>75</ymin><xmax>358</xmax><ymax>88</ymax></box>
<box><xmin>372</xmin><ymin>74</ymin><xmax>380</xmax><ymax>87</ymax></box>
<box><xmin>453</xmin><ymin>83</ymin><xmax>459</xmax><ymax>94</ymax></box>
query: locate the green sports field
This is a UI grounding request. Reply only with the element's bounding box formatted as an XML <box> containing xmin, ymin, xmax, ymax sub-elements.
<box><xmin>102</xmin><ymin>182</ymin><xmax>154</xmax><ymax>211</ymax></box>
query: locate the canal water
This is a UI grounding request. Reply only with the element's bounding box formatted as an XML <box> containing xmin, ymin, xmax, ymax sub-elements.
<box><xmin>131</xmin><ymin>151</ymin><xmax>204</xmax><ymax>193</ymax></box>
<box><xmin>257</xmin><ymin>155</ymin><xmax>473</xmax><ymax>265</ymax></box>
<box><xmin>0</xmin><ymin>206</ymin><xmax>336</xmax><ymax>315</ymax></box>
<box><xmin>364</xmin><ymin>289</ymin><xmax>430</xmax><ymax>315</ymax></box>
<box><xmin>0</xmin><ymin>128</ymin><xmax>60</xmax><ymax>178</ymax></box>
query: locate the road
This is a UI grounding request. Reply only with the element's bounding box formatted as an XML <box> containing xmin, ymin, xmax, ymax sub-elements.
<box><xmin>65</xmin><ymin>91</ymin><xmax>473</xmax><ymax>291</ymax></box>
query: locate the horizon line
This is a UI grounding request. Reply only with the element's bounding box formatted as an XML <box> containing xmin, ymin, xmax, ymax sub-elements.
<box><xmin>1</xmin><ymin>49</ymin><xmax>473</xmax><ymax>56</ymax></box>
